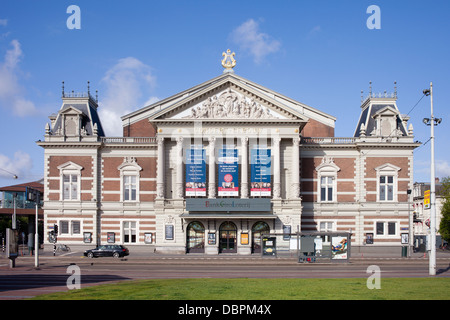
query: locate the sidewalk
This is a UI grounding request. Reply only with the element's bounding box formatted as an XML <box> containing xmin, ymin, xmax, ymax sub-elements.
<box><xmin>2</xmin><ymin>248</ymin><xmax>450</xmax><ymax>266</ymax></box>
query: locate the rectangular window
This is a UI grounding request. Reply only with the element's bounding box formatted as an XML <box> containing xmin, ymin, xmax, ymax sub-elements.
<box><xmin>376</xmin><ymin>222</ymin><xmax>384</xmax><ymax>235</ymax></box>
<box><xmin>319</xmin><ymin>221</ymin><xmax>334</xmax><ymax>232</ymax></box>
<box><xmin>379</xmin><ymin>175</ymin><xmax>393</xmax><ymax>201</ymax></box>
<box><xmin>388</xmin><ymin>222</ymin><xmax>396</xmax><ymax>235</ymax></box>
<box><xmin>72</xmin><ymin>221</ymin><xmax>81</xmax><ymax>234</ymax></box>
<box><xmin>123</xmin><ymin>221</ymin><xmax>137</xmax><ymax>243</ymax></box>
<box><xmin>320</xmin><ymin>176</ymin><xmax>334</xmax><ymax>202</ymax></box>
<box><xmin>376</xmin><ymin>221</ymin><xmax>397</xmax><ymax>236</ymax></box>
<box><xmin>60</xmin><ymin>220</ymin><xmax>81</xmax><ymax>235</ymax></box>
<box><xmin>63</xmin><ymin>174</ymin><xmax>78</xmax><ymax>200</ymax></box>
<box><xmin>60</xmin><ymin>220</ymin><xmax>69</xmax><ymax>234</ymax></box>
<box><xmin>123</xmin><ymin>175</ymin><xmax>137</xmax><ymax>201</ymax></box>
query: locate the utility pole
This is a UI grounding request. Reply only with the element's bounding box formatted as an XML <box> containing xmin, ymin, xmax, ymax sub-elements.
<box><xmin>35</xmin><ymin>192</ymin><xmax>39</xmax><ymax>268</ymax></box>
<box><xmin>423</xmin><ymin>82</ymin><xmax>441</xmax><ymax>276</ymax></box>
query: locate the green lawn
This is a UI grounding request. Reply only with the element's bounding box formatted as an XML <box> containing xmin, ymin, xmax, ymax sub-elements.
<box><xmin>30</xmin><ymin>278</ymin><xmax>450</xmax><ymax>300</ymax></box>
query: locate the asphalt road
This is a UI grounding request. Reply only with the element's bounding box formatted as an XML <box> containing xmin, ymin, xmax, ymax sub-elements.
<box><xmin>1</xmin><ymin>254</ymin><xmax>449</xmax><ymax>300</ymax></box>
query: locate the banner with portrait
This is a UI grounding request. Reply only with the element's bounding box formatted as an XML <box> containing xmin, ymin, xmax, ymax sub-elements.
<box><xmin>218</xmin><ymin>147</ymin><xmax>239</xmax><ymax>196</ymax></box>
<box><xmin>250</xmin><ymin>148</ymin><xmax>271</xmax><ymax>196</ymax></box>
<box><xmin>185</xmin><ymin>145</ymin><xmax>206</xmax><ymax>196</ymax></box>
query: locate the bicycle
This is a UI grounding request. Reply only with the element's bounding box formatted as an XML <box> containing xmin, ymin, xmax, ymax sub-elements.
<box><xmin>55</xmin><ymin>243</ymin><xmax>71</xmax><ymax>253</ymax></box>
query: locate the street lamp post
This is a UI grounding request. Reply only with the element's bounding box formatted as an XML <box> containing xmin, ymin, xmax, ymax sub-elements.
<box><xmin>423</xmin><ymin>82</ymin><xmax>442</xmax><ymax>276</ymax></box>
<box><xmin>35</xmin><ymin>193</ymin><xmax>39</xmax><ymax>268</ymax></box>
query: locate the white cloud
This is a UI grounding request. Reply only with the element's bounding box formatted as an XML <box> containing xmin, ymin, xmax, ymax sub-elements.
<box><xmin>0</xmin><ymin>151</ymin><xmax>33</xmax><ymax>180</ymax></box>
<box><xmin>436</xmin><ymin>160</ymin><xmax>450</xmax><ymax>179</ymax></box>
<box><xmin>414</xmin><ymin>159</ymin><xmax>450</xmax><ymax>181</ymax></box>
<box><xmin>98</xmin><ymin>57</ymin><xmax>157</xmax><ymax>136</ymax></box>
<box><xmin>0</xmin><ymin>19</ymin><xmax>7</xmax><ymax>27</ymax></box>
<box><xmin>230</xmin><ymin>19</ymin><xmax>281</xmax><ymax>64</ymax></box>
<box><xmin>0</xmin><ymin>39</ymin><xmax>37</xmax><ymax>116</ymax></box>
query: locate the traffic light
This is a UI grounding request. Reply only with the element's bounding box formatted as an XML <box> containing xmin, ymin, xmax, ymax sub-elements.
<box><xmin>54</xmin><ymin>224</ymin><xmax>58</xmax><ymax>235</ymax></box>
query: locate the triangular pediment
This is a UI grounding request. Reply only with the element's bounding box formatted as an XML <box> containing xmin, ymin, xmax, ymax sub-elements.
<box><xmin>169</xmin><ymin>87</ymin><xmax>289</xmax><ymax>120</ymax></box>
<box><xmin>372</xmin><ymin>106</ymin><xmax>399</xmax><ymax>118</ymax></box>
<box><xmin>148</xmin><ymin>74</ymin><xmax>309</xmax><ymax>123</ymax></box>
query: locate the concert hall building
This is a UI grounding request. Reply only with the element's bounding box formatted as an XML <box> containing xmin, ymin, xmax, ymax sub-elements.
<box><xmin>37</xmin><ymin>52</ymin><xmax>419</xmax><ymax>255</ymax></box>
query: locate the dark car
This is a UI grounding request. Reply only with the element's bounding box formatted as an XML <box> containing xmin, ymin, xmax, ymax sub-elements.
<box><xmin>84</xmin><ymin>245</ymin><xmax>129</xmax><ymax>258</ymax></box>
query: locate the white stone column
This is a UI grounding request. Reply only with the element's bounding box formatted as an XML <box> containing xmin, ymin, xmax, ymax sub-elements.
<box><xmin>291</xmin><ymin>137</ymin><xmax>300</xmax><ymax>199</ymax></box>
<box><xmin>273</xmin><ymin>137</ymin><xmax>281</xmax><ymax>199</ymax></box>
<box><xmin>156</xmin><ymin>136</ymin><xmax>165</xmax><ymax>199</ymax></box>
<box><xmin>241</xmin><ymin>136</ymin><xmax>249</xmax><ymax>198</ymax></box>
<box><xmin>208</xmin><ymin>137</ymin><xmax>216</xmax><ymax>198</ymax></box>
<box><xmin>176</xmin><ymin>136</ymin><xmax>184</xmax><ymax>199</ymax></box>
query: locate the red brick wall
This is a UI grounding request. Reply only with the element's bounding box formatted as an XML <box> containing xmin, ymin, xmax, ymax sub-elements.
<box><xmin>365</xmin><ymin>157</ymin><xmax>409</xmax><ymax>179</ymax></box>
<box><xmin>301</xmin><ymin>118</ymin><xmax>334</xmax><ymax>137</ymax></box>
<box><xmin>123</xmin><ymin>118</ymin><xmax>156</xmax><ymax>137</ymax></box>
<box><xmin>48</xmin><ymin>156</ymin><xmax>93</xmax><ymax>177</ymax></box>
<box><xmin>47</xmin><ymin>156</ymin><xmax>94</xmax><ymax>200</ymax></box>
<box><xmin>300</xmin><ymin>157</ymin><xmax>356</xmax><ymax>202</ymax></box>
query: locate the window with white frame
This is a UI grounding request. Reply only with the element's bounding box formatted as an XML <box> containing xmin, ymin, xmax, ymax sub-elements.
<box><xmin>63</xmin><ymin>174</ymin><xmax>78</xmax><ymax>200</ymax></box>
<box><xmin>319</xmin><ymin>221</ymin><xmax>334</xmax><ymax>232</ymax></box>
<box><xmin>375</xmin><ymin>163</ymin><xmax>400</xmax><ymax>202</ymax></box>
<box><xmin>320</xmin><ymin>176</ymin><xmax>334</xmax><ymax>202</ymax></box>
<box><xmin>118</xmin><ymin>157</ymin><xmax>142</xmax><ymax>202</ymax></box>
<box><xmin>375</xmin><ymin>221</ymin><xmax>397</xmax><ymax>236</ymax></box>
<box><xmin>57</xmin><ymin>162</ymin><xmax>83</xmax><ymax>201</ymax></box>
<box><xmin>123</xmin><ymin>175</ymin><xmax>137</xmax><ymax>201</ymax></box>
<box><xmin>379</xmin><ymin>175</ymin><xmax>394</xmax><ymax>201</ymax></box>
<box><xmin>315</xmin><ymin>156</ymin><xmax>340</xmax><ymax>203</ymax></box>
<box><xmin>123</xmin><ymin>221</ymin><xmax>137</xmax><ymax>243</ymax></box>
<box><xmin>59</xmin><ymin>220</ymin><xmax>82</xmax><ymax>236</ymax></box>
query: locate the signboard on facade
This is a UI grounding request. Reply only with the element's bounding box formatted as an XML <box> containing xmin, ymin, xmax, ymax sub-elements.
<box><xmin>250</xmin><ymin>148</ymin><xmax>271</xmax><ymax>196</ymax></box>
<box><xmin>185</xmin><ymin>198</ymin><xmax>271</xmax><ymax>212</ymax></box>
<box><xmin>218</xmin><ymin>147</ymin><xmax>239</xmax><ymax>196</ymax></box>
<box><xmin>185</xmin><ymin>146</ymin><xmax>206</xmax><ymax>196</ymax></box>
<box><xmin>424</xmin><ymin>190</ymin><xmax>430</xmax><ymax>209</ymax></box>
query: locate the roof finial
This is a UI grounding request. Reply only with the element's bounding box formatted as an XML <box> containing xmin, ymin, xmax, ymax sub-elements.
<box><xmin>96</xmin><ymin>90</ymin><xmax>98</xmax><ymax>103</ymax></box>
<box><xmin>87</xmin><ymin>81</ymin><xmax>90</xmax><ymax>95</ymax></box>
<box><xmin>221</xmin><ymin>49</ymin><xmax>236</xmax><ymax>73</ymax></box>
<box><xmin>62</xmin><ymin>81</ymin><xmax>65</xmax><ymax>97</ymax></box>
<box><xmin>369</xmin><ymin>81</ymin><xmax>372</xmax><ymax>97</ymax></box>
<box><xmin>394</xmin><ymin>81</ymin><xmax>397</xmax><ymax>98</ymax></box>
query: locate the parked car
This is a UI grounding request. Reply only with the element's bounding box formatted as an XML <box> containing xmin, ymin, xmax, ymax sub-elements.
<box><xmin>84</xmin><ymin>245</ymin><xmax>129</xmax><ymax>258</ymax></box>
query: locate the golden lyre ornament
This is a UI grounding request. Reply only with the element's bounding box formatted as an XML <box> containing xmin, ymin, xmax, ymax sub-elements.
<box><xmin>221</xmin><ymin>49</ymin><xmax>236</xmax><ymax>71</ymax></box>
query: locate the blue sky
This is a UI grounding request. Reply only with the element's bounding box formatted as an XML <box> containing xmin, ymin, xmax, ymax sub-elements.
<box><xmin>0</xmin><ymin>0</ymin><xmax>449</xmax><ymax>187</ymax></box>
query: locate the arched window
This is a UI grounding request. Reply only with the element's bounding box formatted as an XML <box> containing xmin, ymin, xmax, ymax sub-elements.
<box><xmin>219</xmin><ymin>221</ymin><xmax>237</xmax><ymax>253</ymax></box>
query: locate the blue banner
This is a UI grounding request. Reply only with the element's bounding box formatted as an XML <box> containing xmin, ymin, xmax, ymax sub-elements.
<box><xmin>218</xmin><ymin>147</ymin><xmax>239</xmax><ymax>196</ymax></box>
<box><xmin>250</xmin><ymin>148</ymin><xmax>271</xmax><ymax>196</ymax></box>
<box><xmin>185</xmin><ymin>146</ymin><xmax>206</xmax><ymax>196</ymax></box>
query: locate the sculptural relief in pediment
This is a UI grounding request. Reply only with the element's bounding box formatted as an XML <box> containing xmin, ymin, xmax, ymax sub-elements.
<box><xmin>179</xmin><ymin>88</ymin><xmax>283</xmax><ymax>120</ymax></box>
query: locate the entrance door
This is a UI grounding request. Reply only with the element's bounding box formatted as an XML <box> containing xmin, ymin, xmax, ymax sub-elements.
<box><xmin>219</xmin><ymin>221</ymin><xmax>237</xmax><ymax>253</ymax></box>
<box><xmin>252</xmin><ymin>221</ymin><xmax>270</xmax><ymax>253</ymax></box>
<box><xmin>186</xmin><ymin>222</ymin><xmax>205</xmax><ymax>253</ymax></box>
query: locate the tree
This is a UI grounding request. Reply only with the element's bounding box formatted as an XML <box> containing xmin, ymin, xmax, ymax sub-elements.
<box><xmin>439</xmin><ymin>177</ymin><xmax>450</xmax><ymax>243</ymax></box>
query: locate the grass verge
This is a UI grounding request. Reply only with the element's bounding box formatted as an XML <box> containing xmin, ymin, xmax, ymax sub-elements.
<box><xmin>30</xmin><ymin>278</ymin><xmax>450</xmax><ymax>300</ymax></box>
